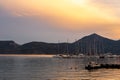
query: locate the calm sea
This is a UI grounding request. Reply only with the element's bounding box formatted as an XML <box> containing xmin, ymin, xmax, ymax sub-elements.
<box><xmin>0</xmin><ymin>55</ymin><xmax>120</xmax><ymax>80</ymax></box>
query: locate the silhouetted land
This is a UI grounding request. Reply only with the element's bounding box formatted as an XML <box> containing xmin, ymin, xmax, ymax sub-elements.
<box><xmin>0</xmin><ymin>33</ymin><xmax>120</xmax><ymax>54</ymax></box>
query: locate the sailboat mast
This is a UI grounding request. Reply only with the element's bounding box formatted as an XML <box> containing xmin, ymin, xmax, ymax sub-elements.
<box><xmin>66</xmin><ymin>39</ymin><xmax>69</xmax><ymax>56</ymax></box>
<box><xmin>89</xmin><ymin>40</ymin><xmax>91</xmax><ymax>56</ymax></box>
<box><xmin>94</xmin><ymin>37</ymin><xmax>98</xmax><ymax>56</ymax></box>
<box><xmin>102</xmin><ymin>39</ymin><xmax>104</xmax><ymax>54</ymax></box>
<box><xmin>80</xmin><ymin>40</ymin><xmax>83</xmax><ymax>54</ymax></box>
<box><xmin>94</xmin><ymin>37</ymin><xmax>96</xmax><ymax>56</ymax></box>
<box><xmin>75</xmin><ymin>39</ymin><xmax>80</xmax><ymax>55</ymax></box>
<box><xmin>57</xmin><ymin>40</ymin><xmax>60</xmax><ymax>54</ymax></box>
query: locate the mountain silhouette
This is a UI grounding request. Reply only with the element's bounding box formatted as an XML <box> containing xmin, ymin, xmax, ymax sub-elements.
<box><xmin>0</xmin><ymin>33</ymin><xmax>120</xmax><ymax>54</ymax></box>
<box><xmin>74</xmin><ymin>33</ymin><xmax>118</xmax><ymax>55</ymax></box>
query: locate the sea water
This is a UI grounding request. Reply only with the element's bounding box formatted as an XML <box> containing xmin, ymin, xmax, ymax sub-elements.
<box><xmin>0</xmin><ymin>55</ymin><xmax>120</xmax><ymax>80</ymax></box>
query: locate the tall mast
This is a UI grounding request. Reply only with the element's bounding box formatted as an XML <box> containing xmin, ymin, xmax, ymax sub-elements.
<box><xmin>77</xmin><ymin>39</ymin><xmax>80</xmax><ymax>55</ymax></box>
<box><xmin>89</xmin><ymin>40</ymin><xmax>92</xmax><ymax>56</ymax></box>
<box><xmin>86</xmin><ymin>39</ymin><xmax>89</xmax><ymax>55</ymax></box>
<box><xmin>66</xmin><ymin>39</ymin><xmax>69</xmax><ymax>56</ymax></box>
<box><xmin>102</xmin><ymin>39</ymin><xmax>104</xmax><ymax>54</ymax></box>
<box><xmin>80</xmin><ymin>40</ymin><xmax>83</xmax><ymax>54</ymax></box>
<box><xmin>57</xmin><ymin>40</ymin><xmax>60</xmax><ymax>54</ymax></box>
<box><xmin>75</xmin><ymin>39</ymin><xmax>80</xmax><ymax>55</ymax></box>
<box><xmin>94</xmin><ymin>37</ymin><xmax>96</xmax><ymax>55</ymax></box>
<box><xmin>98</xmin><ymin>38</ymin><xmax>101</xmax><ymax>55</ymax></box>
<box><xmin>95</xmin><ymin>37</ymin><xmax>98</xmax><ymax>56</ymax></box>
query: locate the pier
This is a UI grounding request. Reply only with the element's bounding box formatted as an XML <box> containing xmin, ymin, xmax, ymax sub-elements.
<box><xmin>85</xmin><ymin>63</ymin><xmax>120</xmax><ymax>70</ymax></box>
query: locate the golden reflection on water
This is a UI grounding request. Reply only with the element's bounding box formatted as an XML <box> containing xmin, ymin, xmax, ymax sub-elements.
<box><xmin>50</xmin><ymin>58</ymin><xmax>120</xmax><ymax>80</ymax></box>
<box><xmin>0</xmin><ymin>55</ymin><xmax>120</xmax><ymax>80</ymax></box>
<box><xmin>51</xmin><ymin>69</ymin><xmax>120</xmax><ymax>80</ymax></box>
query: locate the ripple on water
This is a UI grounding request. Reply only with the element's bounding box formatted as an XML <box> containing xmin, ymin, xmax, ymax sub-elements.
<box><xmin>0</xmin><ymin>56</ymin><xmax>120</xmax><ymax>80</ymax></box>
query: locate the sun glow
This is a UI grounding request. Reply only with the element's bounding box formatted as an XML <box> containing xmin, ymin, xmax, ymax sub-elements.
<box><xmin>0</xmin><ymin>0</ymin><xmax>119</xmax><ymax>32</ymax></box>
<box><xmin>71</xmin><ymin>0</ymin><xmax>87</xmax><ymax>6</ymax></box>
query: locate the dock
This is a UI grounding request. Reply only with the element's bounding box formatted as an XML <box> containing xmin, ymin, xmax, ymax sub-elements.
<box><xmin>85</xmin><ymin>63</ymin><xmax>120</xmax><ymax>70</ymax></box>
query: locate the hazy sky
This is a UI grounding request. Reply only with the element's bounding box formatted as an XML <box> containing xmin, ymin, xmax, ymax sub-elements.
<box><xmin>0</xmin><ymin>0</ymin><xmax>120</xmax><ymax>44</ymax></box>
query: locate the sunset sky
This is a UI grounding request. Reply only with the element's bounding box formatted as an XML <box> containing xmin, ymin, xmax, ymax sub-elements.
<box><xmin>0</xmin><ymin>0</ymin><xmax>120</xmax><ymax>44</ymax></box>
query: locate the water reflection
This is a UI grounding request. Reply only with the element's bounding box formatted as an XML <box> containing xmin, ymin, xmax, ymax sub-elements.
<box><xmin>0</xmin><ymin>56</ymin><xmax>120</xmax><ymax>80</ymax></box>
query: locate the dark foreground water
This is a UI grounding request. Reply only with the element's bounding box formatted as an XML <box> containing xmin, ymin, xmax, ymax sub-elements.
<box><xmin>0</xmin><ymin>55</ymin><xmax>120</xmax><ymax>80</ymax></box>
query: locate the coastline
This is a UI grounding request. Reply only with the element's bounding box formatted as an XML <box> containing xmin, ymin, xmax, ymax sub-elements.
<box><xmin>0</xmin><ymin>54</ymin><xmax>55</xmax><ymax>57</ymax></box>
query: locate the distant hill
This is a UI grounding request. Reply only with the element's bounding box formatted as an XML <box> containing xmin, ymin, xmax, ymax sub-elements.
<box><xmin>0</xmin><ymin>33</ymin><xmax>120</xmax><ymax>54</ymax></box>
<box><xmin>74</xmin><ymin>33</ymin><xmax>119</xmax><ymax>55</ymax></box>
<box><xmin>0</xmin><ymin>41</ymin><xmax>20</xmax><ymax>54</ymax></box>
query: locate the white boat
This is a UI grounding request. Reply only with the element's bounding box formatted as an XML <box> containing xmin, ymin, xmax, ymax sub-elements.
<box><xmin>53</xmin><ymin>54</ymin><xmax>63</xmax><ymax>58</ymax></box>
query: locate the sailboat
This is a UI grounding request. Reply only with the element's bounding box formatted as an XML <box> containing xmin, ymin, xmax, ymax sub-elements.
<box><xmin>61</xmin><ymin>39</ymin><xmax>72</xmax><ymax>58</ymax></box>
<box><xmin>67</xmin><ymin>39</ymin><xmax>85</xmax><ymax>58</ymax></box>
<box><xmin>53</xmin><ymin>39</ymin><xmax>71</xmax><ymax>58</ymax></box>
<box><xmin>53</xmin><ymin>40</ymin><xmax>64</xmax><ymax>58</ymax></box>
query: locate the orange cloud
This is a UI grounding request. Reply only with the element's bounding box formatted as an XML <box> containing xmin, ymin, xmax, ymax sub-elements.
<box><xmin>0</xmin><ymin>0</ymin><xmax>120</xmax><ymax>39</ymax></box>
